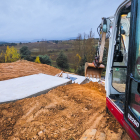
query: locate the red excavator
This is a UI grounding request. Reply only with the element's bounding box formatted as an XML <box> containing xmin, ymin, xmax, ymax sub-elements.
<box><xmin>85</xmin><ymin>0</ymin><xmax>140</xmax><ymax>139</ymax></box>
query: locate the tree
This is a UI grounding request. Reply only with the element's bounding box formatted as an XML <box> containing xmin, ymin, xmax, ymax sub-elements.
<box><xmin>5</xmin><ymin>46</ymin><xmax>20</xmax><ymax>62</ymax></box>
<box><xmin>35</xmin><ymin>56</ymin><xmax>41</xmax><ymax>63</ymax></box>
<box><xmin>77</xmin><ymin>55</ymin><xmax>87</xmax><ymax>76</ymax></box>
<box><xmin>73</xmin><ymin>53</ymin><xmax>82</xmax><ymax>72</ymax></box>
<box><xmin>77</xmin><ymin>66</ymin><xmax>85</xmax><ymax>76</ymax></box>
<box><xmin>85</xmin><ymin>29</ymin><xmax>95</xmax><ymax>62</ymax></box>
<box><xmin>38</xmin><ymin>55</ymin><xmax>51</xmax><ymax>65</ymax></box>
<box><xmin>56</xmin><ymin>51</ymin><xmax>69</xmax><ymax>70</ymax></box>
<box><xmin>79</xmin><ymin>55</ymin><xmax>87</xmax><ymax>67</ymax></box>
<box><xmin>55</xmin><ymin>40</ymin><xmax>58</xmax><ymax>44</ymax></box>
<box><xmin>0</xmin><ymin>50</ymin><xmax>5</xmax><ymax>63</ymax></box>
<box><xmin>72</xmin><ymin>29</ymin><xmax>96</xmax><ymax>72</ymax></box>
<box><xmin>20</xmin><ymin>46</ymin><xmax>31</xmax><ymax>58</ymax></box>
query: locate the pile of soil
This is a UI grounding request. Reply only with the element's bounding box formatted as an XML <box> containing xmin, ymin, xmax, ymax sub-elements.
<box><xmin>0</xmin><ymin>60</ymin><xmax>61</xmax><ymax>81</ymax></box>
<box><xmin>0</xmin><ymin>82</ymin><xmax>127</xmax><ymax>140</ymax></box>
<box><xmin>0</xmin><ymin>61</ymin><xmax>130</xmax><ymax>140</ymax></box>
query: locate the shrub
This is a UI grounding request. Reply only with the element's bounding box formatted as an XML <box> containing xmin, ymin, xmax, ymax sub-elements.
<box><xmin>24</xmin><ymin>56</ymin><xmax>36</xmax><ymax>62</ymax></box>
<box><xmin>56</xmin><ymin>51</ymin><xmax>69</xmax><ymax>70</ymax></box>
<box><xmin>35</xmin><ymin>56</ymin><xmax>41</xmax><ymax>63</ymax></box>
<box><xmin>77</xmin><ymin>66</ymin><xmax>85</xmax><ymax>76</ymax></box>
<box><xmin>38</xmin><ymin>55</ymin><xmax>51</xmax><ymax>65</ymax></box>
<box><xmin>20</xmin><ymin>46</ymin><xmax>31</xmax><ymax>59</ymax></box>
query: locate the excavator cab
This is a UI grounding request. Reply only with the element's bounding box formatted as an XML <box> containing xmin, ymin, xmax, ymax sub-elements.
<box><xmin>85</xmin><ymin>1</ymin><xmax>140</xmax><ymax>139</ymax></box>
<box><xmin>105</xmin><ymin>0</ymin><xmax>140</xmax><ymax>139</ymax></box>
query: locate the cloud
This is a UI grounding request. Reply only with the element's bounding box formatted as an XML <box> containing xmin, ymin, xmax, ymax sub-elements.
<box><xmin>0</xmin><ymin>0</ymin><xmax>124</xmax><ymax>41</ymax></box>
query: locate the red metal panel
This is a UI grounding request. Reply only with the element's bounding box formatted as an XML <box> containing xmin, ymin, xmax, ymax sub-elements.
<box><xmin>106</xmin><ymin>97</ymin><xmax>140</xmax><ymax>140</ymax></box>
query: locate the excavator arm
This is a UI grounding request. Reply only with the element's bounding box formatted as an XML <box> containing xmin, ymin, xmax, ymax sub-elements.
<box><xmin>94</xmin><ymin>17</ymin><xmax>112</xmax><ymax>67</ymax></box>
<box><xmin>85</xmin><ymin>17</ymin><xmax>113</xmax><ymax>79</ymax></box>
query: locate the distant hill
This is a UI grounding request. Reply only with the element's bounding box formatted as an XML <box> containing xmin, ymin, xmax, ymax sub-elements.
<box><xmin>0</xmin><ymin>42</ymin><xmax>9</xmax><ymax>44</ymax></box>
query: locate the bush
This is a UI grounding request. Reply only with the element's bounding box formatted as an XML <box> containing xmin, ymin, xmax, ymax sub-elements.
<box><xmin>79</xmin><ymin>55</ymin><xmax>87</xmax><ymax>67</ymax></box>
<box><xmin>77</xmin><ymin>66</ymin><xmax>85</xmax><ymax>76</ymax></box>
<box><xmin>35</xmin><ymin>56</ymin><xmax>41</xmax><ymax>63</ymax></box>
<box><xmin>24</xmin><ymin>56</ymin><xmax>36</xmax><ymax>62</ymax></box>
<box><xmin>20</xmin><ymin>46</ymin><xmax>31</xmax><ymax>59</ymax></box>
<box><xmin>56</xmin><ymin>51</ymin><xmax>69</xmax><ymax>70</ymax></box>
<box><xmin>38</xmin><ymin>55</ymin><xmax>51</xmax><ymax>65</ymax></box>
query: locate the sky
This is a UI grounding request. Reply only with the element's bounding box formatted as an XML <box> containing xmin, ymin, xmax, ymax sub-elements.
<box><xmin>0</xmin><ymin>0</ymin><xmax>124</xmax><ymax>42</ymax></box>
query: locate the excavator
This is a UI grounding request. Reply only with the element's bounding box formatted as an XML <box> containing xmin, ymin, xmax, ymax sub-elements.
<box><xmin>85</xmin><ymin>0</ymin><xmax>140</xmax><ymax>139</ymax></box>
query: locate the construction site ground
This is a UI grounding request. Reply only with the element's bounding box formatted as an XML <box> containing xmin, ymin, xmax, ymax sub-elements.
<box><xmin>0</xmin><ymin>61</ymin><xmax>131</xmax><ymax>140</ymax></box>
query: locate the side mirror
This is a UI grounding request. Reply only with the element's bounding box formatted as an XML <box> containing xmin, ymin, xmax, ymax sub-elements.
<box><xmin>114</xmin><ymin>50</ymin><xmax>123</xmax><ymax>62</ymax></box>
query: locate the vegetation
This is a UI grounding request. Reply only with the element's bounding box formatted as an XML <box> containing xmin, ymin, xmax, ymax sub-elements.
<box><xmin>0</xmin><ymin>51</ymin><xmax>5</xmax><ymax>63</ymax></box>
<box><xmin>0</xmin><ymin>42</ymin><xmax>17</xmax><ymax>46</ymax></box>
<box><xmin>5</xmin><ymin>46</ymin><xmax>20</xmax><ymax>62</ymax></box>
<box><xmin>38</xmin><ymin>55</ymin><xmax>51</xmax><ymax>65</ymax></box>
<box><xmin>35</xmin><ymin>56</ymin><xmax>41</xmax><ymax>63</ymax></box>
<box><xmin>20</xmin><ymin>46</ymin><xmax>36</xmax><ymax>62</ymax></box>
<box><xmin>71</xmin><ymin>29</ymin><xmax>96</xmax><ymax>74</ymax></box>
<box><xmin>77</xmin><ymin>55</ymin><xmax>87</xmax><ymax>75</ymax></box>
<box><xmin>20</xmin><ymin>46</ymin><xmax>31</xmax><ymax>58</ymax></box>
<box><xmin>0</xmin><ymin>29</ymin><xmax>109</xmax><ymax>76</ymax></box>
<box><xmin>56</xmin><ymin>51</ymin><xmax>69</xmax><ymax>70</ymax></box>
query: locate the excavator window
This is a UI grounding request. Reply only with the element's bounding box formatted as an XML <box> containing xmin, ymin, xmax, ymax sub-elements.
<box><xmin>112</xmin><ymin>11</ymin><xmax>130</xmax><ymax>93</ymax></box>
<box><xmin>109</xmin><ymin>4</ymin><xmax>131</xmax><ymax>112</ymax></box>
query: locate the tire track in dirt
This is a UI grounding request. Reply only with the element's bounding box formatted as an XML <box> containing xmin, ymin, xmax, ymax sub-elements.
<box><xmin>80</xmin><ymin>109</ymin><xmax>131</xmax><ymax>140</ymax></box>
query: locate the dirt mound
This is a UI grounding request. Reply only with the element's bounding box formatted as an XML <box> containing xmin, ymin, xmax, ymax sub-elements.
<box><xmin>0</xmin><ymin>82</ymin><xmax>130</xmax><ymax>140</ymax></box>
<box><xmin>83</xmin><ymin>82</ymin><xmax>106</xmax><ymax>95</ymax></box>
<box><xmin>0</xmin><ymin>62</ymin><xmax>130</xmax><ymax>140</ymax></box>
<box><xmin>0</xmin><ymin>60</ymin><xmax>61</xmax><ymax>81</ymax></box>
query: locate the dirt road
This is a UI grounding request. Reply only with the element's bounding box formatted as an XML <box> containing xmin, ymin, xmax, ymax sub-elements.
<box><xmin>0</xmin><ymin>61</ymin><xmax>131</xmax><ymax>140</ymax></box>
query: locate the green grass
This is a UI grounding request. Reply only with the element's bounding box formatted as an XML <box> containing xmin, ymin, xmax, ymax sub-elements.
<box><xmin>68</xmin><ymin>68</ymin><xmax>75</xmax><ymax>73</ymax></box>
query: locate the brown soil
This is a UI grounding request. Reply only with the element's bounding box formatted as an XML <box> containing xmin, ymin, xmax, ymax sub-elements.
<box><xmin>0</xmin><ymin>60</ymin><xmax>61</xmax><ymax>81</ymax></box>
<box><xmin>0</xmin><ymin>61</ymin><xmax>131</xmax><ymax>140</ymax></box>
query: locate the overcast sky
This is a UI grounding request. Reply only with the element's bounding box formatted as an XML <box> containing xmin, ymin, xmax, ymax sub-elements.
<box><xmin>0</xmin><ymin>0</ymin><xmax>124</xmax><ymax>42</ymax></box>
